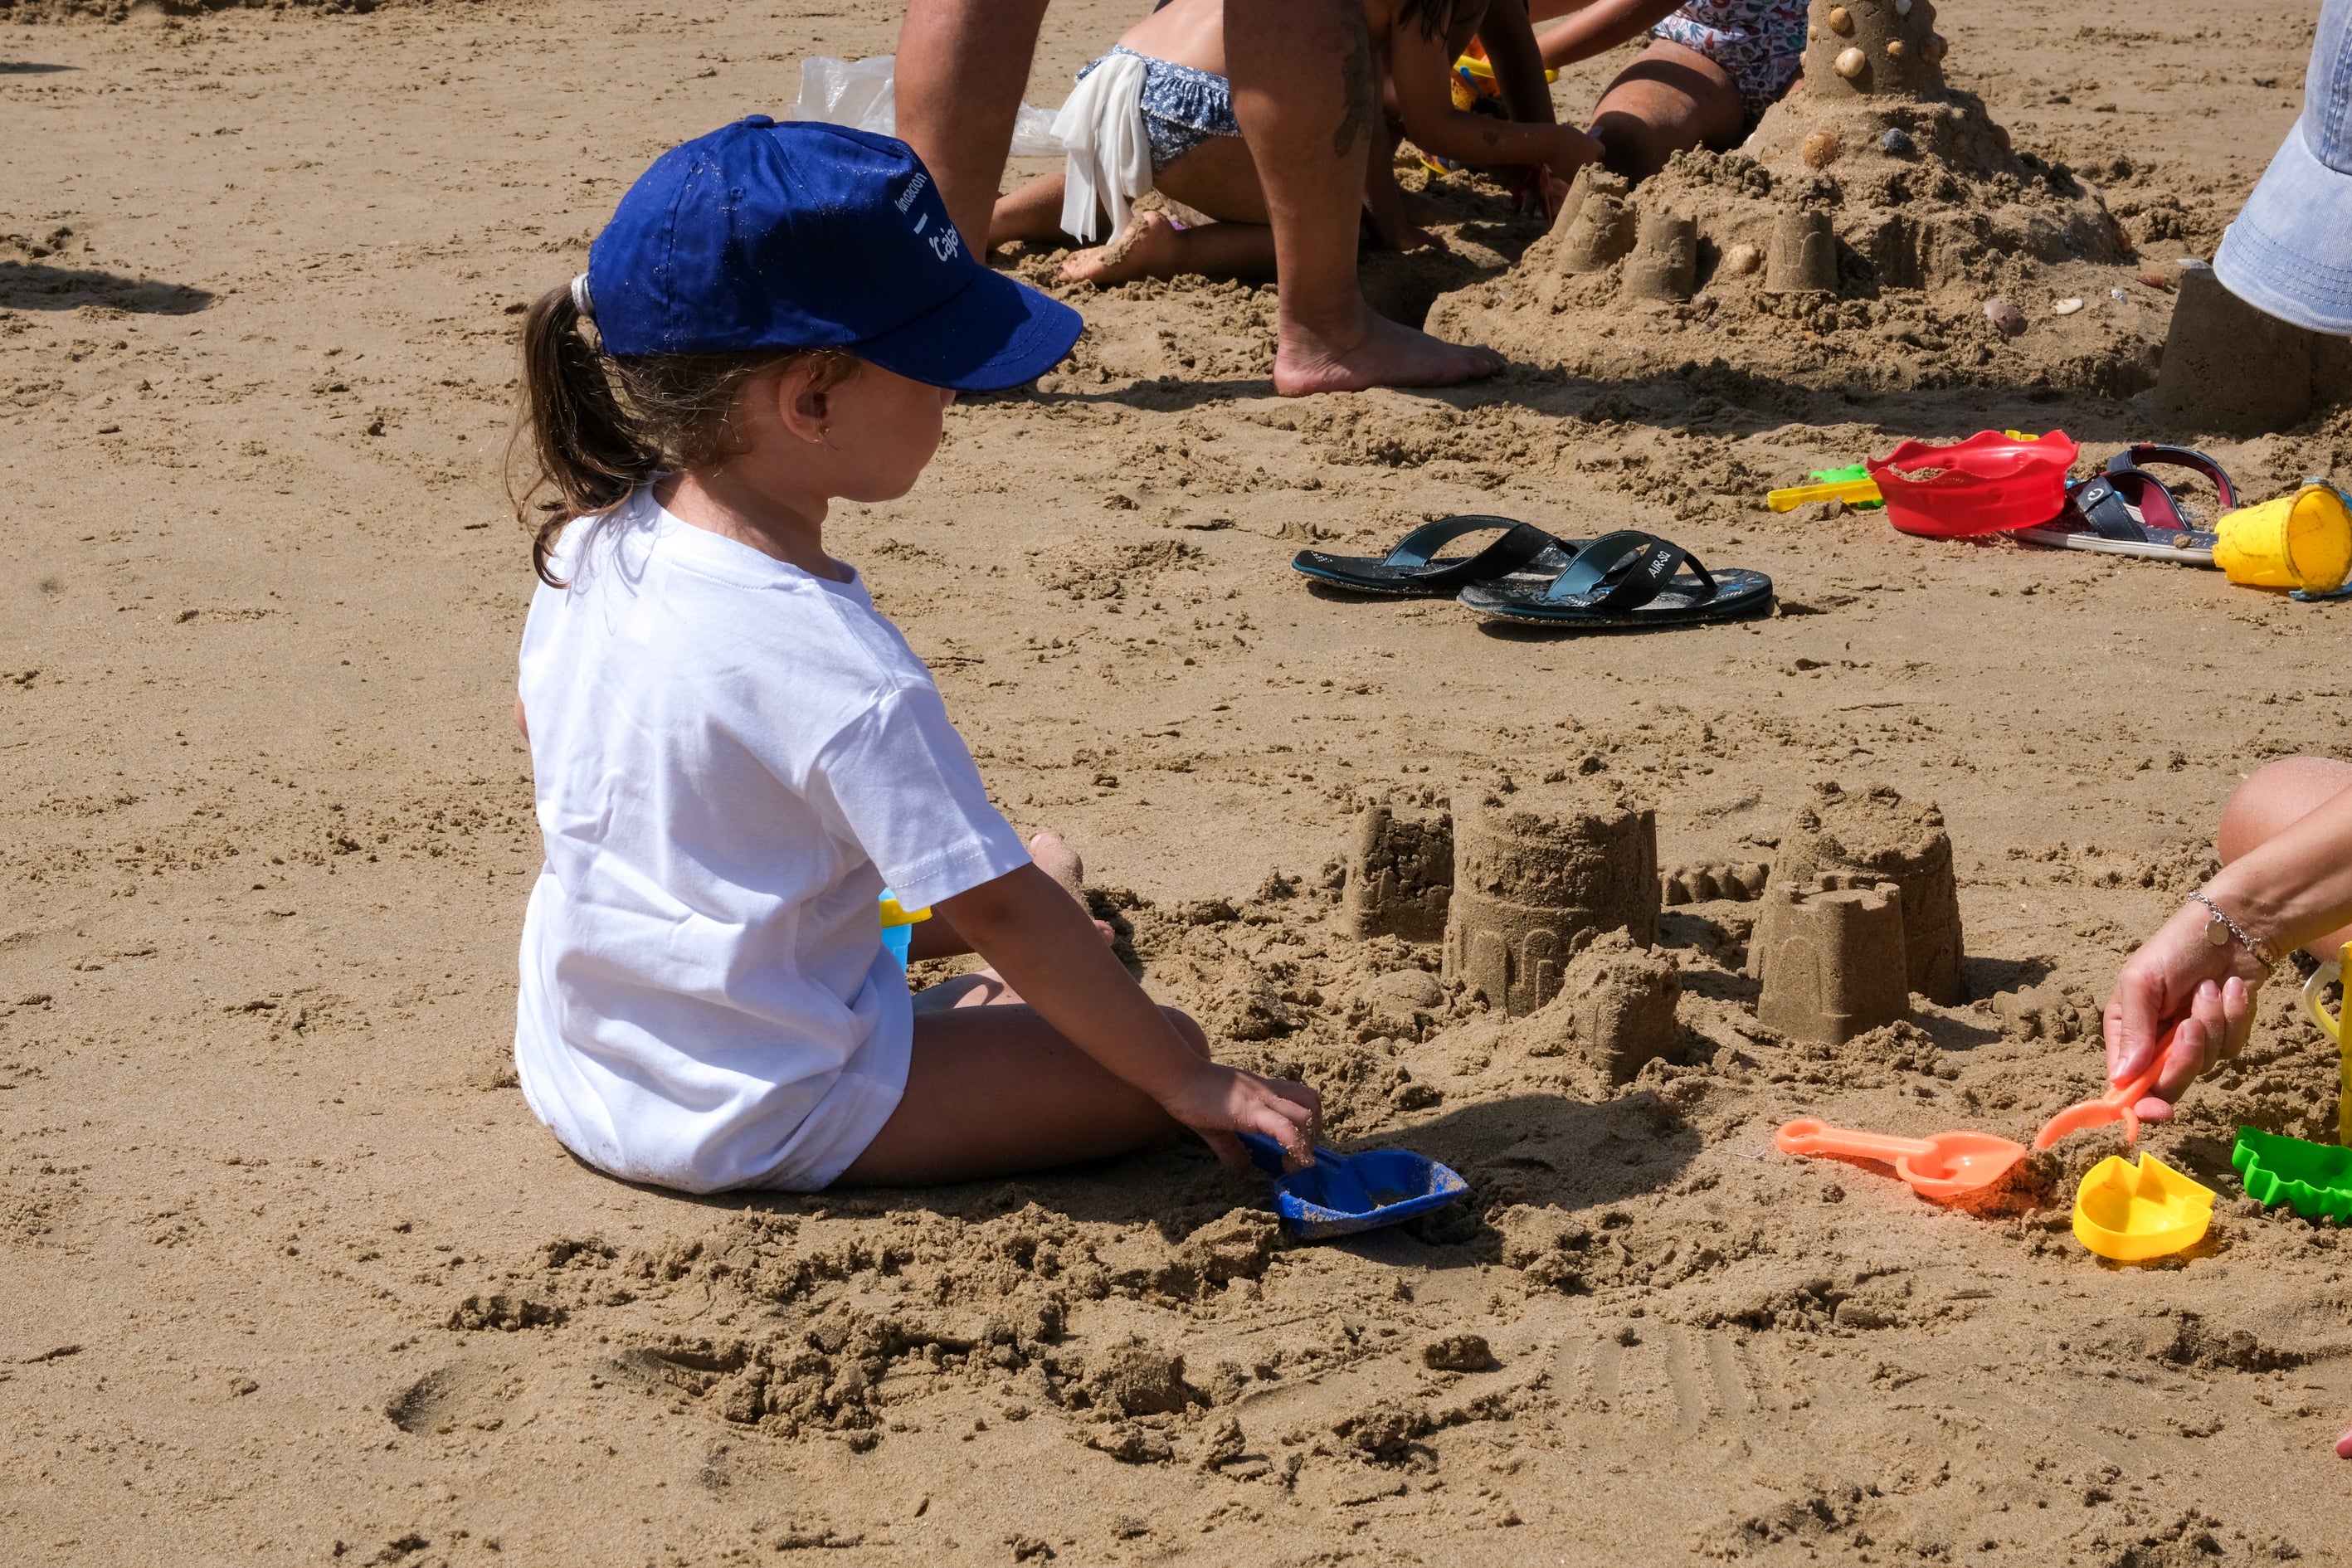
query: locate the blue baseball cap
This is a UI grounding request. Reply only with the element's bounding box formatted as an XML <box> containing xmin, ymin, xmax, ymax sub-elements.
<box><xmin>582</xmin><ymin>117</ymin><xmax>1082</xmax><ymax>391</ymax></box>
<box><xmin>2213</xmin><ymin>0</ymin><xmax>2352</xmax><ymax>334</ymax></box>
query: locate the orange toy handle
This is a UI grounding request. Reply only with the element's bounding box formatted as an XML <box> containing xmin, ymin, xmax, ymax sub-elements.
<box><xmin>2104</xmin><ymin>1057</ymin><xmax>2165</xmax><ymax>1142</ymax></box>
<box><xmin>1775</xmin><ymin>1118</ymin><xmax>1935</xmax><ymax>1162</ymax></box>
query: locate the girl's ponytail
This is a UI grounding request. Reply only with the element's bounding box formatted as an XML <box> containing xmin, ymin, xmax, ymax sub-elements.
<box><xmin>507</xmin><ymin>281</ymin><xmax>859</xmax><ymax>588</ymax></box>
<box><xmin>510</xmin><ymin>283</ymin><xmax>648</xmax><ymax>587</ymax></box>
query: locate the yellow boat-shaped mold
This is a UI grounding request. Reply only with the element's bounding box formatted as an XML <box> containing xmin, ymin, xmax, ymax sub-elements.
<box><xmin>2072</xmin><ymin>1153</ymin><xmax>2218</xmax><ymax>1262</ymax></box>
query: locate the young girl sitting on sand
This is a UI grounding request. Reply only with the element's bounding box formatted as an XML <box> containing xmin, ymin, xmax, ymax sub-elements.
<box><xmin>506</xmin><ymin>116</ymin><xmax>1321</xmax><ymax>1194</ymax></box>
<box><xmin>991</xmin><ymin>0</ymin><xmax>1601</xmax><ymax>285</ymax></box>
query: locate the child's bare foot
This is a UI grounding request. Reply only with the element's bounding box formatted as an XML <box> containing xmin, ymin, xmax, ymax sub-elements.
<box><xmin>1027</xmin><ymin>830</ymin><xmax>1087</xmax><ymax>901</ymax></box>
<box><xmin>1028</xmin><ymin>829</ymin><xmax>1117</xmax><ymax>946</ymax></box>
<box><xmin>1368</xmin><ymin>213</ymin><xmax>1437</xmax><ymax>254</ymax></box>
<box><xmin>1400</xmin><ymin>189</ymin><xmax>1461</xmax><ymax>228</ymax></box>
<box><xmin>1060</xmin><ymin>210</ymin><xmax>1184</xmax><ymax>286</ymax></box>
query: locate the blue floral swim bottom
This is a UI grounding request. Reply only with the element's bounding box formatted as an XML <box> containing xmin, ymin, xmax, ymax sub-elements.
<box><xmin>1653</xmin><ymin>0</ymin><xmax>1808</xmax><ymax>123</ymax></box>
<box><xmin>1076</xmin><ymin>45</ymin><xmax>1240</xmax><ymax>173</ymax></box>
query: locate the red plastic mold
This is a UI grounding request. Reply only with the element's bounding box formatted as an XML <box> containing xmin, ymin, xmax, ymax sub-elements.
<box><xmin>1865</xmin><ymin>430</ymin><xmax>2081</xmax><ymax>538</ymax></box>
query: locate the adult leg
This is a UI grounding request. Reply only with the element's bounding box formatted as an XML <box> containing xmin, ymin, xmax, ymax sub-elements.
<box><xmin>836</xmin><ymin>1004</ymin><xmax>1214</xmax><ymax>1185</ymax></box>
<box><xmin>1587</xmin><ymin>38</ymin><xmax>1746</xmax><ymax>184</ymax></box>
<box><xmin>1223</xmin><ymin>0</ymin><xmax>1503</xmax><ymax>394</ymax></box>
<box><xmin>2218</xmin><ymin>756</ymin><xmax>2352</xmax><ymax>957</ymax></box>
<box><xmin>896</xmin><ymin>0</ymin><xmax>1053</xmax><ymax>250</ymax></box>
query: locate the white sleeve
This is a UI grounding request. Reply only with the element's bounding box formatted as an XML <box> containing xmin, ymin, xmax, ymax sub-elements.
<box><xmin>806</xmin><ymin>684</ymin><xmax>1033</xmax><ymax>913</ymax></box>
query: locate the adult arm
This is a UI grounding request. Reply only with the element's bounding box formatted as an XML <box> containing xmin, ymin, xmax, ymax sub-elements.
<box><xmin>2105</xmin><ymin>784</ymin><xmax>2352</xmax><ymax>1114</ymax></box>
<box><xmin>936</xmin><ymin>864</ymin><xmax>1322</xmax><ymax>1168</ymax></box>
<box><xmin>1531</xmin><ymin>0</ymin><xmax>1685</xmax><ymax>70</ymax></box>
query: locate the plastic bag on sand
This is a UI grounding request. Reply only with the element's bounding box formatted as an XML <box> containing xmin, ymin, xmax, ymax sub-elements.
<box><xmin>786</xmin><ymin>56</ymin><xmax>1064</xmax><ymax>156</ymax></box>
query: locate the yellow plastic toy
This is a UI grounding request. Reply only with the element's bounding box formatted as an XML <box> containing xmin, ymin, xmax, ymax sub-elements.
<box><xmin>1449</xmin><ymin>52</ymin><xmax>1559</xmax><ymax>110</ymax></box>
<box><xmin>879</xmin><ymin>890</ymin><xmax>933</xmax><ymax>968</ymax></box>
<box><xmin>1766</xmin><ymin>473</ymin><xmax>1885</xmax><ymax>512</ymax></box>
<box><xmin>2213</xmin><ymin>480</ymin><xmax>2352</xmax><ymax>593</ymax></box>
<box><xmin>2072</xmin><ymin>1152</ymin><xmax>2217</xmax><ymax>1262</ymax></box>
<box><xmin>2297</xmin><ymin>940</ymin><xmax>2352</xmax><ymax>1145</ymax></box>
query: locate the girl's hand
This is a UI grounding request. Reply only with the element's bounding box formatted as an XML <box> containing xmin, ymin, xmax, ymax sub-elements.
<box><xmin>1548</xmin><ymin>124</ymin><xmax>1605</xmax><ymax>173</ymax></box>
<box><xmin>1157</xmin><ymin>1059</ymin><xmax>1322</xmax><ymax>1174</ymax></box>
<box><xmin>2102</xmin><ymin>900</ymin><xmax>2266</xmax><ymax>1119</ymax></box>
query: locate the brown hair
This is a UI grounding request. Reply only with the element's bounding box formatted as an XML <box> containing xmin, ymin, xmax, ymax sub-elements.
<box><xmin>507</xmin><ymin>284</ymin><xmax>858</xmax><ymax>587</ymax></box>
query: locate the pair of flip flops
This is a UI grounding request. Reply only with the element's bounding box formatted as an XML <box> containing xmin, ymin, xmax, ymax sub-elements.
<box><xmin>1291</xmin><ymin>514</ymin><xmax>1774</xmax><ymax>629</ymax></box>
<box><xmin>2013</xmin><ymin>444</ymin><xmax>2233</xmax><ymax>564</ymax></box>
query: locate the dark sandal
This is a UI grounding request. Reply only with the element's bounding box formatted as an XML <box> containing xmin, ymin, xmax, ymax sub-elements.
<box><xmin>2014</xmin><ymin>444</ymin><xmax>2236</xmax><ymax>562</ymax></box>
<box><xmin>1455</xmin><ymin>529</ymin><xmax>1774</xmax><ymax>629</ymax></box>
<box><xmin>1292</xmin><ymin>514</ymin><xmax>1576</xmax><ymax>597</ymax></box>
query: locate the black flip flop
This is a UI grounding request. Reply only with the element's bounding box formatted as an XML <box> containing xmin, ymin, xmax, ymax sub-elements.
<box><xmin>1455</xmin><ymin>529</ymin><xmax>1774</xmax><ymax>629</ymax></box>
<box><xmin>1292</xmin><ymin>514</ymin><xmax>1576</xmax><ymax>597</ymax></box>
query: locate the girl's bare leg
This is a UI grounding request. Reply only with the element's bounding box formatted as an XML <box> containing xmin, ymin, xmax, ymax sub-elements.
<box><xmin>990</xmin><ymin>171</ymin><xmax>1074</xmax><ymax>251</ymax></box>
<box><xmin>909</xmin><ymin>829</ymin><xmax>1107</xmax><ymax>1008</ymax></box>
<box><xmin>1588</xmin><ymin>38</ymin><xmax>1746</xmax><ymax>183</ymax></box>
<box><xmin>1061</xmin><ymin>135</ymin><xmax>1280</xmax><ymax>285</ymax></box>
<box><xmin>1063</xmin><ymin>209</ymin><xmax>1279</xmax><ymax>286</ymax></box>
<box><xmin>836</xmin><ymin>1004</ymin><xmax>1215</xmax><ymax>1186</ymax></box>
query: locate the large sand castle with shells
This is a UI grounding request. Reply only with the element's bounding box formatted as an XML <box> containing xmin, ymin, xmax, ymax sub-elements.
<box><xmin>1429</xmin><ymin>0</ymin><xmax>2165</xmax><ymax>395</ymax></box>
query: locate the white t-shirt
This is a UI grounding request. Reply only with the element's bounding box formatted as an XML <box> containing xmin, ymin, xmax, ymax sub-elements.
<box><xmin>514</xmin><ymin>489</ymin><xmax>1030</xmax><ymax>1193</ymax></box>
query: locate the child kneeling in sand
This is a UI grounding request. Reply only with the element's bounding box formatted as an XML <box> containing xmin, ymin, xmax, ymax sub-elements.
<box><xmin>991</xmin><ymin>0</ymin><xmax>1600</xmax><ymax>285</ymax></box>
<box><xmin>506</xmin><ymin>117</ymin><xmax>1320</xmax><ymax>1194</ymax></box>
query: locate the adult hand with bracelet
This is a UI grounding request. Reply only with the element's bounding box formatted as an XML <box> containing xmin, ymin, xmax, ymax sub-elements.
<box><xmin>2102</xmin><ymin>757</ymin><xmax>2352</xmax><ymax>1122</ymax></box>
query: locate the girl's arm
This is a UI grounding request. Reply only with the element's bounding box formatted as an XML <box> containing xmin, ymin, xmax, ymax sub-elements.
<box><xmin>936</xmin><ymin>864</ymin><xmax>1322</xmax><ymax>1167</ymax></box>
<box><xmin>1529</xmin><ymin>0</ymin><xmax>1684</xmax><ymax>71</ymax></box>
<box><xmin>1390</xmin><ymin>13</ymin><xmax>1601</xmax><ymax>172</ymax></box>
<box><xmin>1478</xmin><ymin>0</ymin><xmax>1557</xmax><ymax>126</ymax></box>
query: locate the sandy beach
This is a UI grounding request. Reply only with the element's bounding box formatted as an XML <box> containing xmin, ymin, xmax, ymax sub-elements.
<box><xmin>4</xmin><ymin>0</ymin><xmax>2350</xmax><ymax>1562</ymax></box>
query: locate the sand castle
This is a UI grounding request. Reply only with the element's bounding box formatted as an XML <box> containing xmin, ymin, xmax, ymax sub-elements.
<box><xmin>1760</xmin><ymin>782</ymin><xmax>1965</xmax><ymax>1005</ymax></box>
<box><xmin>1342</xmin><ymin>803</ymin><xmax>1455</xmax><ymax>942</ymax></box>
<box><xmin>1428</xmin><ymin>0</ymin><xmax>2160</xmax><ymax>396</ymax></box>
<box><xmin>1441</xmin><ymin>786</ymin><xmax>1659</xmax><ymax>1018</ymax></box>
<box><xmin>2155</xmin><ymin>261</ymin><xmax>2352</xmax><ymax>436</ymax></box>
<box><xmin>1752</xmin><ymin>876</ymin><xmax>1911</xmax><ymax>1045</ymax></box>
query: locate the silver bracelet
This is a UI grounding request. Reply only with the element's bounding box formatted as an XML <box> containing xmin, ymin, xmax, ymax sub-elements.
<box><xmin>2188</xmin><ymin>890</ymin><xmax>2278</xmax><ymax>972</ymax></box>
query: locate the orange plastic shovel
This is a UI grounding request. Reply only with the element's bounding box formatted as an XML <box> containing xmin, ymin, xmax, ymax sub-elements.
<box><xmin>2033</xmin><ymin>1058</ymin><xmax>2164</xmax><ymax>1152</ymax></box>
<box><xmin>1776</xmin><ymin>1118</ymin><xmax>2030</xmax><ymax>1203</ymax></box>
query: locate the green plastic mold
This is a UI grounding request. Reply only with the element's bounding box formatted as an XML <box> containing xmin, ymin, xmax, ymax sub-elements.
<box><xmin>2233</xmin><ymin>1126</ymin><xmax>2352</xmax><ymax>1222</ymax></box>
<box><xmin>1809</xmin><ymin>465</ymin><xmax>1884</xmax><ymax>508</ymax></box>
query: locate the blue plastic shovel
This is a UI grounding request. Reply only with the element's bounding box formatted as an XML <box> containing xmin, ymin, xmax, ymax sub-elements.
<box><xmin>1234</xmin><ymin>1132</ymin><xmax>1468</xmax><ymax>1241</ymax></box>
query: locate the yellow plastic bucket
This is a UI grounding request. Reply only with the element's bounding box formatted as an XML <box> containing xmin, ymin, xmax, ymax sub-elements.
<box><xmin>2296</xmin><ymin>940</ymin><xmax>2352</xmax><ymax>1145</ymax></box>
<box><xmin>2213</xmin><ymin>480</ymin><xmax>2352</xmax><ymax>592</ymax></box>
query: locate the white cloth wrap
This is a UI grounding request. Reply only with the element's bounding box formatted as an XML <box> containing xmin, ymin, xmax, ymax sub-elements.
<box><xmin>1051</xmin><ymin>51</ymin><xmax>1152</xmax><ymax>244</ymax></box>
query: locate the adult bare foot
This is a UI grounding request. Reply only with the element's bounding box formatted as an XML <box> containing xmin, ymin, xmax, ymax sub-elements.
<box><xmin>1273</xmin><ymin>304</ymin><xmax>1504</xmax><ymax>397</ymax></box>
<box><xmin>1060</xmin><ymin>210</ymin><xmax>1182</xmax><ymax>287</ymax></box>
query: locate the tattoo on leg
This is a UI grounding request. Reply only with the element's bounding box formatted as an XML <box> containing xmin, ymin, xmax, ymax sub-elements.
<box><xmin>1334</xmin><ymin>5</ymin><xmax>1375</xmax><ymax>158</ymax></box>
